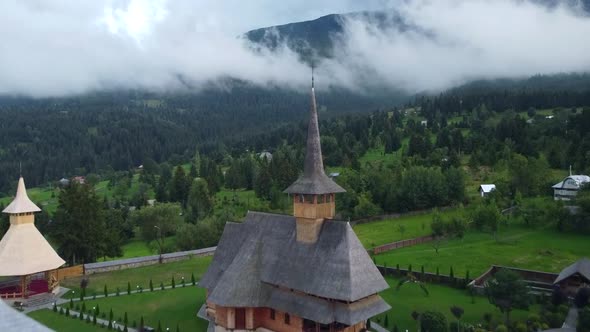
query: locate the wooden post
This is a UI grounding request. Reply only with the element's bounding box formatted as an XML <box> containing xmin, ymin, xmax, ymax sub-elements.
<box><xmin>20</xmin><ymin>275</ymin><xmax>26</xmax><ymax>299</ymax></box>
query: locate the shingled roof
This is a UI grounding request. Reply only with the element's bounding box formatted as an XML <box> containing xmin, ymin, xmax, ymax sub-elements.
<box><xmin>284</xmin><ymin>85</ymin><xmax>345</xmax><ymax>195</ymax></box>
<box><xmin>200</xmin><ymin>211</ymin><xmax>390</xmax><ymax>325</ymax></box>
<box><xmin>554</xmin><ymin>258</ymin><xmax>590</xmax><ymax>284</ymax></box>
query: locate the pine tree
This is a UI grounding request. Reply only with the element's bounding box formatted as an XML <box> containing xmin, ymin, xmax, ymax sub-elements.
<box><xmin>157</xmin><ymin>320</ymin><xmax>163</xmax><ymax>332</ymax></box>
<box><xmin>104</xmin><ymin>284</ymin><xmax>108</xmax><ymax>297</ymax></box>
<box><xmin>172</xmin><ymin>276</ymin><xmax>176</xmax><ymax>289</ymax></box>
<box><xmin>127</xmin><ymin>282</ymin><xmax>131</xmax><ymax>295</ymax></box>
<box><xmin>150</xmin><ymin>279</ymin><xmax>154</xmax><ymax>291</ymax></box>
<box><xmin>384</xmin><ymin>315</ymin><xmax>389</xmax><ymax>328</ymax></box>
<box><xmin>191</xmin><ymin>272</ymin><xmax>196</xmax><ymax>286</ymax></box>
<box><xmin>69</xmin><ymin>298</ymin><xmax>74</xmax><ymax>308</ymax></box>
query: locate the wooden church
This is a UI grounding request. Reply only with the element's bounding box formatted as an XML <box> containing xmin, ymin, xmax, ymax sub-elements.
<box><xmin>198</xmin><ymin>79</ymin><xmax>390</xmax><ymax>332</ymax></box>
<box><xmin>0</xmin><ymin>177</ymin><xmax>65</xmax><ymax>299</ymax></box>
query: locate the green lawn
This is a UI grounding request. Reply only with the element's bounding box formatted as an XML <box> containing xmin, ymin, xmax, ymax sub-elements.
<box><xmin>97</xmin><ymin>236</ymin><xmax>177</xmax><ymax>262</ymax></box>
<box><xmin>374</xmin><ymin>225</ymin><xmax>590</xmax><ymax>276</ymax></box>
<box><xmin>28</xmin><ymin>309</ymin><xmax>105</xmax><ymax>332</ymax></box>
<box><xmin>68</xmin><ymin>286</ymin><xmax>208</xmax><ymax>332</ymax></box>
<box><xmin>61</xmin><ymin>255</ymin><xmax>212</xmax><ymax>298</ymax></box>
<box><xmin>354</xmin><ymin>208</ymin><xmax>462</xmax><ymax>248</ymax></box>
<box><xmin>377</xmin><ymin>277</ymin><xmax>534</xmax><ymax>331</ymax></box>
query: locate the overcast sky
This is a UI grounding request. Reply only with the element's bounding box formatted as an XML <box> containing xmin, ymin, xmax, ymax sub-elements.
<box><xmin>0</xmin><ymin>0</ymin><xmax>589</xmax><ymax>97</ymax></box>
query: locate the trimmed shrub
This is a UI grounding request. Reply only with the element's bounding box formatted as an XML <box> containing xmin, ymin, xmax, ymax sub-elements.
<box><xmin>161</xmin><ymin>282</ymin><xmax>165</xmax><ymax>290</ymax></box>
<box><xmin>578</xmin><ymin>307</ymin><xmax>590</xmax><ymax>332</ymax></box>
<box><xmin>172</xmin><ymin>276</ymin><xmax>176</xmax><ymax>289</ymax></box>
<box><xmin>419</xmin><ymin>311</ymin><xmax>448</xmax><ymax>332</ymax></box>
<box><xmin>574</xmin><ymin>287</ymin><xmax>590</xmax><ymax>308</ymax></box>
<box><xmin>104</xmin><ymin>285</ymin><xmax>108</xmax><ymax>297</ymax></box>
<box><xmin>495</xmin><ymin>324</ymin><xmax>508</xmax><ymax>332</ymax></box>
<box><xmin>150</xmin><ymin>279</ymin><xmax>154</xmax><ymax>292</ymax></box>
<box><xmin>127</xmin><ymin>282</ymin><xmax>131</xmax><ymax>295</ymax></box>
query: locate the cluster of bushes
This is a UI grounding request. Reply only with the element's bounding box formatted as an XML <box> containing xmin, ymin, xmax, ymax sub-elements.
<box><xmin>78</xmin><ymin>273</ymin><xmax>197</xmax><ymax>301</ymax></box>
<box><xmin>377</xmin><ymin>262</ymin><xmax>471</xmax><ymax>289</ymax></box>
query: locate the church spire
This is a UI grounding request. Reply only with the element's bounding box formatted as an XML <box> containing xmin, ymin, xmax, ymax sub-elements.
<box><xmin>2</xmin><ymin>177</ymin><xmax>41</xmax><ymax>214</ymax></box>
<box><xmin>284</xmin><ymin>72</ymin><xmax>345</xmax><ymax>195</ymax></box>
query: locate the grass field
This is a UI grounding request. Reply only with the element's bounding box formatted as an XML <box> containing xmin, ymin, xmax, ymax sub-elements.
<box><xmin>353</xmin><ymin>209</ymin><xmax>462</xmax><ymax>248</ymax></box>
<box><xmin>97</xmin><ymin>236</ymin><xmax>177</xmax><ymax>262</ymax></box>
<box><xmin>61</xmin><ymin>255</ymin><xmax>212</xmax><ymax>298</ymax></box>
<box><xmin>67</xmin><ymin>286</ymin><xmax>208</xmax><ymax>332</ymax></box>
<box><xmin>377</xmin><ymin>277</ymin><xmax>534</xmax><ymax>330</ymax></box>
<box><xmin>375</xmin><ymin>225</ymin><xmax>590</xmax><ymax>276</ymax></box>
<box><xmin>28</xmin><ymin>309</ymin><xmax>106</xmax><ymax>332</ymax></box>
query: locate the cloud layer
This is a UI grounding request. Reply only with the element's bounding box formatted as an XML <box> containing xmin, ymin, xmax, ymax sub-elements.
<box><xmin>0</xmin><ymin>0</ymin><xmax>589</xmax><ymax>97</ymax></box>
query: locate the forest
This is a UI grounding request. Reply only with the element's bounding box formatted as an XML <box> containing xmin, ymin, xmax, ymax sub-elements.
<box><xmin>1</xmin><ymin>74</ymin><xmax>590</xmax><ymax>263</ymax></box>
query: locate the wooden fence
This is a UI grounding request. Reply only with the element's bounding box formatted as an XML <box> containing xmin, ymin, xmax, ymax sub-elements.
<box><xmin>57</xmin><ymin>265</ymin><xmax>84</xmax><ymax>281</ymax></box>
<box><xmin>372</xmin><ymin>235</ymin><xmax>434</xmax><ymax>255</ymax></box>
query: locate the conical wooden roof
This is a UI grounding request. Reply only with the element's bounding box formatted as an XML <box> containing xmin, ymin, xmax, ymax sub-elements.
<box><xmin>284</xmin><ymin>84</ymin><xmax>345</xmax><ymax>195</ymax></box>
<box><xmin>0</xmin><ymin>177</ymin><xmax>65</xmax><ymax>276</ymax></box>
<box><xmin>2</xmin><ymin>177</ymin><xmax>41</xmax><ymax>214</ymax></box>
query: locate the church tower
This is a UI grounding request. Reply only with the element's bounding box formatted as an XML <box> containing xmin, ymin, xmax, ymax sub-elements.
<box><xmin>0</xmin><ymin>177</ymin><xmax>65</xmax><ymax>298</ymax></box>
<box><xmin>284</xmin><ymin>75</ymin><xmax>346</xmax><ymax>243</ymax></box>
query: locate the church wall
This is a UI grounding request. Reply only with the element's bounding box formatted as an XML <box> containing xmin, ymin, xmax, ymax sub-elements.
<box><xmin>254</xmin><ymin>307</ymin><xmax>303</xmax><ymax>332</ymax></box>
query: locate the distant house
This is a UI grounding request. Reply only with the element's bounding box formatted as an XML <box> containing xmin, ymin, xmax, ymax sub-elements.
<box><xmin>329</xmin><ymin>172</ymin><xmax>340</xmax><ymax>178</ymax></box>
<box><xmin>553</xmin><ymin>258</ymin><xmax>590</xmax><ymax>295</ymax></box>
<box><xmin>258</xmin><ymin>151</ymin><xmax>272</xmax><ymax>161</ymax></box>
<box><xmin>479</xmin><ymin>184</ymin><xmax>496</xmax><ymax>197</ymax></box>
<box><xmin>58</xmin><ymin>178</ymin><xmax>70</xmax><ymax>187</ymax></box>
<box><xmin>420</xmin><ymin>120</ymin><xmax>428</xmax><ymax>127</ymax></box>
<box><xmin>72</xmin><ymin>176</ymin><xmax>85</xmax><ymax>185</ymax></box>
<box><xmin>147</xmin><ymin>199</ymin><xmax>156</xmax><ymax>207</ymax></box>
<box><xmin>552</xmin><ymin>175</ymin><xmax>590</xmax><ymax>201</ymax></box>
<box><xmin>545</xmin><ymin>115</ymin><xmax>555</xmax><ymax>119</ymax></box>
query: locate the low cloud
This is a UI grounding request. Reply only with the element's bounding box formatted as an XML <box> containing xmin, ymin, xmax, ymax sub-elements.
<box><xmin>0</xmin><ymin>0</ymin><xmax>589</xmax><ymax>97</ymax></box>
<box><xmin>326</xmin><ymin>0</ymin><xmax>590</xmax><ymax>93</ymax></box>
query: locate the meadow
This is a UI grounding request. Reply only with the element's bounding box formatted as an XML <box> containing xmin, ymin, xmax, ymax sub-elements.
<box><xmin>373</xmin><ymin>225</ymin><xmax>590</xmax><ymax>276</ymax></box>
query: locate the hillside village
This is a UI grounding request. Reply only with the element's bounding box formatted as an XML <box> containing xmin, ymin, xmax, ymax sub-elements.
<box><xmin>2</xmin><ymin>1</ymin><xmax>590</xmax><ymax>332</ymax></box>
<box><xmin>0</xmin><ymin>80</ymin><xmax>589</xmax><ymax>332</ymax></box>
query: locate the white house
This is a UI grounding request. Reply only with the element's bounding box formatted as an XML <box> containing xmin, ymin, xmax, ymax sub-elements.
<box><xmin>552</xmin><ymin>175</ymin><xmax>590</xmax><ymax>201</ymax></box>
<box><xmin>479</xmin><ymin>184</ymin><xmax>496</xmax><ymax>197</ymax></box>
